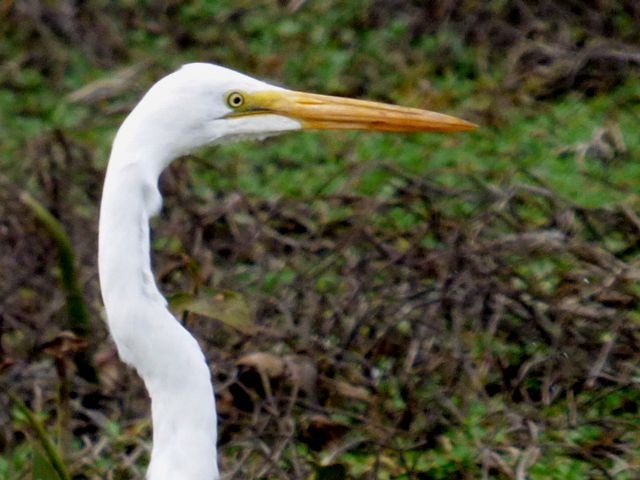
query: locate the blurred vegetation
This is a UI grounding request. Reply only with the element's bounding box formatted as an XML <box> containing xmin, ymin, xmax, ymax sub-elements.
<box><xmin>0</xmin><ymin>1</ymin><xmax>639</xmax><ymax>479</ymax></box>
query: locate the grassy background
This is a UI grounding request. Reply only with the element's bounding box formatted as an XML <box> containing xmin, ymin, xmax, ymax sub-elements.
<box><xmin>0</xmin><ymin>1</ymin><xmax>639</xmax><ymax>479</ymax></box>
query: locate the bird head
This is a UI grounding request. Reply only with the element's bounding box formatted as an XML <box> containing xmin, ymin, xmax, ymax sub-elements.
<box><xmin>118</xmin><ymin>62</ymin><xmax>476</xmax><ymax>161</ymax></box>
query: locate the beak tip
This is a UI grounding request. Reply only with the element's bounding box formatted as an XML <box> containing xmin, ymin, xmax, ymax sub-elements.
<box><xmin>461</xmin><ymin>120</ymin><xmax>478</xmax><ymax>131</ymax></box>
<box><xmin>447</xmin><ymin>118</ymin><xmax>477</xmax><ymax>132</ymax></box>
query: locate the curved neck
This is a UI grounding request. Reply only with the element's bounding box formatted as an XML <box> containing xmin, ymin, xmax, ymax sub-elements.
<box><xmin>98</xmin><ymin>128</ymin><xmax>219</xmax><ymax>479</ymax></box>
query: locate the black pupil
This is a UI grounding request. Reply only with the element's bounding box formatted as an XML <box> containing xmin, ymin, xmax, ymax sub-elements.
<box><xmin>231</xmin><ymin>95</ymin><xmax>241</xmax><ymax>106</ymax></box>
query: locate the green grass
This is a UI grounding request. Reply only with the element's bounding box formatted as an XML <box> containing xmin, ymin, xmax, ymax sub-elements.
<box><xmin>1</xmin><ymin>2</ymin><xmax>637</xmax><ymax>211</ymax></box>
<box><xmin>202</xmin><ymin>80</ymin><xmax>639</xmax><ymax>209</ymax></box>
<box><xmin>1</xmin><ymin>1</ymin><xmax>639</xmax><ymax>478</ymax></box>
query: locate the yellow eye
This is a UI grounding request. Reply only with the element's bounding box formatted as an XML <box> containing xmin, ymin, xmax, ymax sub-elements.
<box><xmin>227</xmin><ymin>92</ymin><xmax>245</xmax><ymax>109</ymax></box>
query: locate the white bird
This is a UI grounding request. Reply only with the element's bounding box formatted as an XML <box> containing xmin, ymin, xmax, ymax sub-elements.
<box><xmin>98</xmin><ymin>63</ymin><xmax>475</xmax><ymax>480</ymax></box>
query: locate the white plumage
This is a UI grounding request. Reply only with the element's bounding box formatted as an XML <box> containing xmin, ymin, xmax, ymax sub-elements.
<box><xmin>98</xmin><ymin>63</ymin><xmax>474</xmax><ymax>479</ymax></box>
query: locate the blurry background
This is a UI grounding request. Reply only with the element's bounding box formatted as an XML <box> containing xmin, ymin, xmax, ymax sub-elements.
<box><xmin>0</xmin><ymin>1</ymin><xmax>639</xmax><ymax>479</ymax></box>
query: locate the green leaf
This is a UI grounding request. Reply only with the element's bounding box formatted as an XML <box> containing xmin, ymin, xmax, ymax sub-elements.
<box><xmin>32</xmin><ymin>448</ymin><xmax>61</xmax><ymax>480</ymax></box>
<box><xmin>9</xmin><ymin>393</ymin><xmax>71</xmax><ymax>480</ymax></box>
<box><xmin>169</xmin><ymin>289</ymin><xmax>255</xmax><ymax>333</ymax></box>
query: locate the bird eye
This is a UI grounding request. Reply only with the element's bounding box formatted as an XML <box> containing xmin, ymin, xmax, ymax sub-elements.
<box><xmin>227</xmin><ymin>92</ymin><xmax>245</xmax><ymax>109</ymax></box>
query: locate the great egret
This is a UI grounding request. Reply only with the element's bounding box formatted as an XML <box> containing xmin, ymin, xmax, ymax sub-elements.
<box><xmin>98</xmin><ymin>63</ymin><xmax>475</xmax><ymax>480</ymax></box>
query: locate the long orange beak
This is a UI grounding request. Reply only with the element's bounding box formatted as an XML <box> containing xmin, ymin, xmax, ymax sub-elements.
<box><xmin>227</xmin><ymin>89</ymin><xmax>476</xmax><ymax>133</ymax></box>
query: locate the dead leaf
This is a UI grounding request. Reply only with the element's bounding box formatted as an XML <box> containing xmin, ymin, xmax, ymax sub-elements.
<box><xmin>38</xmin><ymin>331</ymin><xmax>87</xmax><ymax>359</ymax></box>
<box><xmin>323</xmin><ymin>376</ymin><xmax>372</xmax><ymax>403</ymax></box>
<box><xmin>300</xmin><ymin>414</ymin><xmax>349</xmax><ymax>451</ymax></box>
<box><xmin>284</xmin><ymin>354</ymin><xmax>318</xmax><ymax>399</ymax></box>
<box><xmin>237</xmin><ymin>352</ymin><xmax>285</xmax><ymax>378</ymax></box>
